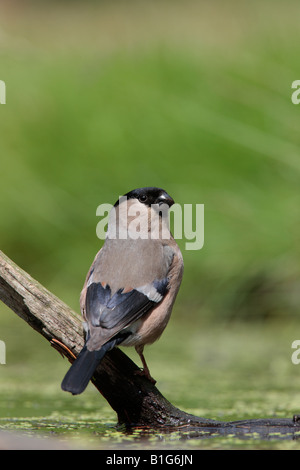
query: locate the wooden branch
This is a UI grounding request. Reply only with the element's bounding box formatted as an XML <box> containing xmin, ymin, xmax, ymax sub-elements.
<box><xmin>1</xmin><ymin>249</ymin><xmax>300</xmax><ymax>439</ymax></box>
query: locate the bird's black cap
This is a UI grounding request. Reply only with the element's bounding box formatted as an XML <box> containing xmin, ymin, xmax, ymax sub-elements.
<box><xmin>114</xmin><ymin>187</ymin><xmax>174</xmax><ymax>208</ymax></box>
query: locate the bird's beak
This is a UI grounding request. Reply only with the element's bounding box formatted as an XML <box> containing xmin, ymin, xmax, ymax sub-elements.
<box><xmin>158</xmin><ymin>192</ymin><xmax>174</xmax><ymax>207</ymax></box>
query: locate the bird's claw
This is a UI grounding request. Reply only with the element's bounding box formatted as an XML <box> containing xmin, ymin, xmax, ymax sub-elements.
<box><xmin>134</xmin><ymin>368</ymin><xmax>157</xmax><ymax>384</ymax></box>
<box><xmin>50</xmin><ymin>338</ymin><xmax>77</xmax><ymax>363</ymax></box>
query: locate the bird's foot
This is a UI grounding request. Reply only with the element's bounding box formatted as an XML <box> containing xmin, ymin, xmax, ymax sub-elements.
<box><xmin>50</xmin><ymin>338</ymin><xmax>77</xmax><ymax>363</ymax></box>
<box><xmin>134</xmin><ymin>368</ymin><xmax>157</xmax><ymax>384</ymax></box>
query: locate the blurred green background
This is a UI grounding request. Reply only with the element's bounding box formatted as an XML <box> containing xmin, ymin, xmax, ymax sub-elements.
<box><xmin>1</xmin><ymin>0</ymin><xmax>300</xmax><ymax>449</ymax></box>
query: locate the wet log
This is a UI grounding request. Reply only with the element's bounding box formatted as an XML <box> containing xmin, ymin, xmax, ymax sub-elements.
<box><xmin>0</xmin><ymin>249</ymin><xmax>300</xmax><ymax>439</ymax></box>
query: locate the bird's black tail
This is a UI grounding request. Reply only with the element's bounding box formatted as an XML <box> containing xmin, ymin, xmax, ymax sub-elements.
<box><xmin>61</xmin><ymin>333</ymin><xmax>129</xmax><ymax>395</ymax></box>
<box><xmin>61</xmin><ymin>345</ymin><xmax>106</xmax><ymax>395</ymax></box>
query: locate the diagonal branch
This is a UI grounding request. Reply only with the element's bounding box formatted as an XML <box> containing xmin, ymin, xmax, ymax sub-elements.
<box><xmin>0</xmin><ymin>249</ymin><xmax>208</xmax><ymax>427</ymax></box>
<box><xmin>0</xmin><ymin>249</ymin><xmax>300</xmax><ymax>439</ymax></box>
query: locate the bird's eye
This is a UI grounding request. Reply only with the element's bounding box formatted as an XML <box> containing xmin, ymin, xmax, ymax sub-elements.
<box><xmin>139</xmin><ymin>195</ymin><xmax>148</xmax><ymax>203</ymax></box>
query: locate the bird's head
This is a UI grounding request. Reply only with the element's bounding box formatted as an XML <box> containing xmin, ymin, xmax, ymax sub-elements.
<box><xmin>109</xmin><ymin>187</ymin><xmax>174</xmax><ymax>240</ymax></box>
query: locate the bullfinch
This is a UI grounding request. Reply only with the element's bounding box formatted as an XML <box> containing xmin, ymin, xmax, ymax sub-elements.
<box><xmin>61</xmin><ymin>187</ymin><xmax>184</xmax><ymax>395</ymax></box>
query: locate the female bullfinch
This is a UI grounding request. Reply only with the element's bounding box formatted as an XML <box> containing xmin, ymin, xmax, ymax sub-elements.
<box><xmin>61</xmin><ymin>187</ymin><xmax>183</xmax><ymax>395</ymax></box>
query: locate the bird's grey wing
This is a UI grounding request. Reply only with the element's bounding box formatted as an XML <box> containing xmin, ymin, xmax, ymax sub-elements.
<box><xmin>85</xmin><ymin>277</ymin><xmax>169</xmax><ymax>332</ymax></box>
